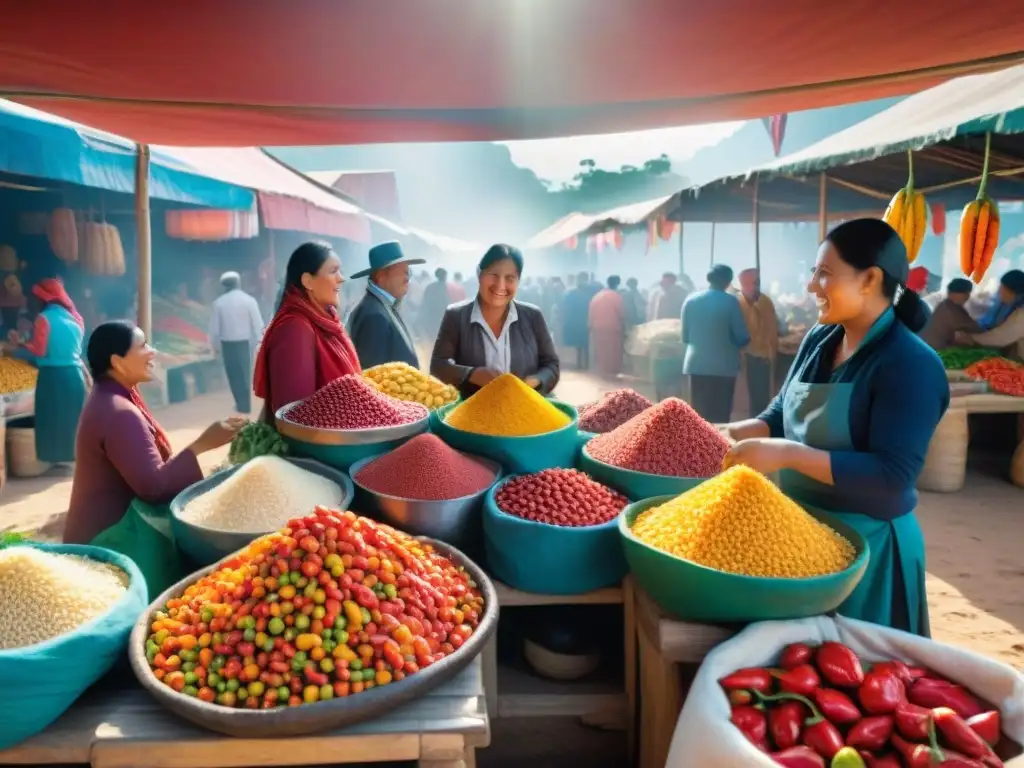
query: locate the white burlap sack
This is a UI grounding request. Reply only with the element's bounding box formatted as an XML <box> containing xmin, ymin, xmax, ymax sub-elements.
<box><xmin>666</xmin><ymin>615</ymin><xmax>1024</xmax><ymax>768</ymax></box>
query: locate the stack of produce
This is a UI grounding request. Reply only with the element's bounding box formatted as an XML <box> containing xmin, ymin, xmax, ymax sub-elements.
<box><xmin>0</xmin><ymin>546</ymin><xmax>129</xmax><ymax>649</ymax></box>
<box><xmin>960</xmin><ymin>132</ymin><xmax>1000</xmax><ymax>285</ymax></box>
<box><xmin>228</xmin><ymin>422</ymin><xmax>288</xmax><ymax>465</ymax></box>
<box><xmin>143</xmin><ymin>508</ymin><xmax>484</xmax><ymax>707</ymax></box>
<box><xmin>578</xmin><ymin>389</ymin><xmax>653</xmax><ymax>433</ymax></box>
<box><xmin>586</xmin><ymin>397</ymin><xmax>729</xmax><ymax>477</ymax></box>
<box><xmin>882</xmin><ymin>150</ymin><xmax>927</xmax><ymax>263</ymax></box>
<box><xmin>151</xmin><ymin>294</ymin><xmax>214</xmax><ymax>363</ymax></box>
<box><xmin>0</xmin><ymin>357</ymin><xmax>37</xmax><ymax>395</ymax></box>
<box><xmin>632</xmin><ymin>466</ymin><xmax>855</xmax><ymax>578</ymax></box>
<box><xmin>81</xmin><ymin>222</ymin><xmax>126</xmax><ymax>277</ymax></box>
<box><xmin>721</xmin><ymin>641</ymin><xmax>1007</xmax><ymax>766</ymax></box>
<box><xmin>287</xmin><ymin>375</ymin><xmax>428</xmax><ymax>430</ymax></box>
<box><xmin>445</xmin><ymin>374</ymin><xmax>571</xmax><ymax>437</ymax></box>
<box><xmin>495</xmin><ymin>469</ymin><xmax>628</xmax><ymax>527</ymax></box>
<box><xmin>180</xmin><ymin>456</ymin><xmax>342</xmax><ymax>534</ymax></box>
<box><xmin>362</xmin><ymin>363</ymin><xmax>459</xmax><ymax>410</ymax></box>
<box><xmin>354</xmin><ymin>434</ymin><xmax>496</xmax><ymax>501</ymax></box>
<box><xmin>936</xmin><ymin>347</ymin><xmax>1002</xmax><ymax>372</ymax></box>
<box><xmin>47</xmin><ymin>209</ymin><xmax>78</xmax><ymax>264</ymax></box>
<box><xmin>965</xmin><ymin>358</ymin><xmax>1024</xmax><ymax>397</ymax></box>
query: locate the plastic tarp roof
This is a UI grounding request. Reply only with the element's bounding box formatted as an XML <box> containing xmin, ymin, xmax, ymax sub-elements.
<box><xmin>3</xmin><ymin>1</ymin><xmax>1024</xmax><ymax>145</ymax></box>
<box><xmin>671</xmin><ymin>63</ymin><xmax>1024</xmax><ymax>223</ymax></box>
<box><xmin>0</xmin><ymin>98</ymin><xmax>253</xmax><ymax>208</ymax></box>
<box><xmin>158</xmin><ymin>148</ymin><xmax>370</xmax><ymax>242</ymax></box>
<box><xmin>526</xmin><ymin>196</ymin><xmax>675</xmax><ymax>249</ymax></box>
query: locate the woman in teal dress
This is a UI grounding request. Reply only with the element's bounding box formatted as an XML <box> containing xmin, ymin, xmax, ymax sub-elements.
<box><xmin>4</xmin><ymin>278</ymin><xmax>88</xmax><ymax>463</ymax></box>
<box><xmin>721</xmin><ymin>219</ymin><xmax>949</xmax><ymax>636</ymax></box>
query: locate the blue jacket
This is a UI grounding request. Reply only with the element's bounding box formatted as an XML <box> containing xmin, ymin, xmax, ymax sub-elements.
<box><xmin>760</xmin><ymin>317</ymin><xmax>949</xmax><ymax>520</ymax></box>
<box><xmin>681</xmin><ymin>288</ymin><xmax>750</xmax><ymax>377</ymax></box>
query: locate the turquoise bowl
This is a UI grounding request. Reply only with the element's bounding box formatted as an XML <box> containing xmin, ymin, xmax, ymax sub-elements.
<box><xmin>483</xmin><ymin>477</ymin><xmax>629</xmax><ymax>595</ymax></box>
<box><xmin>618</xmin><ymin>495</ymin><xmax>870</xmax><ymax>622</ymax></box>
<box><xmin>578</xmin><ymin>445</ymin><xmax>706</xmax><ymax>498</ymax></box>
<box><xmin>433</xmin><ymin>400</ymin><xmax>580</xmax><ymax>475</ymax></box>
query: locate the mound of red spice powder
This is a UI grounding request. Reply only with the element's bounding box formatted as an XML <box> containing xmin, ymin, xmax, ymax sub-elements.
<box><xmin>585</xmin><ymin>397</ymin><xmax>729</xmax><ymax>478</ymax></box>
<box><xmin>355</xmin><ymin>434</ymin><xmax>497</xmax><ymax>500</ymax></box>
<box><xmin>286</xmin><ymin>374</ymin><xmax>428</xmax><ymax>430</ymax></box>
<box><xmin>496</xmin><ymin>469</ymin><xmax>628</xmax><ymax>527</ymax></box>
<box><xmin>578</xmin><ymin>388</ymin><xmax>653</xmax><ymax>433</ymax></box>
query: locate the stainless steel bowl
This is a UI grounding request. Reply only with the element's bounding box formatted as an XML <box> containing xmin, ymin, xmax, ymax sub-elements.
<box><xmin>348</xmin><ymin>453</ymin><xmax>501</xmax><ymax>550</ymax></box>
<box><xmin>274</xmin><ymin>400</ymin><xmax>430</xmax><ymax>446</ymax></box>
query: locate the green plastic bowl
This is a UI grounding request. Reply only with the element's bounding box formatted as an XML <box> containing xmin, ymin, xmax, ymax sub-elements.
<box><xmin>618</xmin><ymin>495</ymin><xmax>870</xmax><ymax>622</ymax></box>
<box><xmin>433</xmin><ymin>399</ymin><xmax>579</xmax><ymax>475</ymax></box>
<box><xmin>578</xmin><ymin>445</ymin><xmax>706</xmax><ymax>499</ymax></box>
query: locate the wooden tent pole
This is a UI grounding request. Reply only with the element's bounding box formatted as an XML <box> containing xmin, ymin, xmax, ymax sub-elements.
<box><xmin>818</xmin><ymin>173</ymin><xmax>828</xmax><ymax>242</ymax></box>
<box><xmin>709</xmin><ymin>222</ymin><xmax>716</xmax><ymax>266</ymax></box>
<box><xmin>677</xmin><ymin>223</ymin><xmax>685</xmax><ymax>276</ymax></box>
<box><xmin>135</xmin><ymin>144</ymin><xmax>152</xmax><ymax>340</ymax></box>
<box><xmin>753</xmin><ymin>175</ymin><xmax>762</xmax><ymax>272</ymax></box>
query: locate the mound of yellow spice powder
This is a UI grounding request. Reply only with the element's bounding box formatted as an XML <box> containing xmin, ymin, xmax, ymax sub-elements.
<box><xmin>631</xmin><ymin>466</ymin><xmax>856</xmax><ymax>578</ymax></box>
<box><xmin>445</xmin><ymin>374</ymin><xmax>572</xmax><ymax>437</ymax></box>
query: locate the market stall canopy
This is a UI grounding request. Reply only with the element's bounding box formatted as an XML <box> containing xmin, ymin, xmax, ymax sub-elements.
<box><xmin>158</xmin><ymin>148</ymin><xmax>371</xmax><ymax>242</ymax></box>
<box><xmin>3</xmin><ymin>1</ymin><xmax>1024</xmax><ymax>145</ymax></box>
<box><xmin>670</xmin><ymin>63</ymin><xmax>1024</xmax><ymax>223</ymax></box>
<box><xmin>365</xmin><ymin>213</ymin><xmax>483</xmax><ymax>254</ymax></box>
<box><xmin>525</xmin><ymin>196</ymin><xmax>675</xmax><ymax>249</ymax></box>
<box><xmin>0</xmin><ymin>98</ymin><xmax>253</xmax><ymax>208</ymax></box>
<box><xmin>307</xmin><ymin>170</ymin><xmax>402</xmax><ymax>220</ymax></box>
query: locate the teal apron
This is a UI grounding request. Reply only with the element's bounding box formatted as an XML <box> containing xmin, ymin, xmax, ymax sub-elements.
<box><xmin>780</xmin><ymin>311</ymin><xmax>930</xmax><ymax>636</ymax></box>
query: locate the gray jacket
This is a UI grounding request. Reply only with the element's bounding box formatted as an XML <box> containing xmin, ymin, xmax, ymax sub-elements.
<box><xmin>430</xmin><ymin>299</ymin><xmax>560</xmax><ymax>398</ymax></box>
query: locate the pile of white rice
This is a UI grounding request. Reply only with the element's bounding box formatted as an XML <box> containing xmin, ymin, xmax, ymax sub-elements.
<box><xmin>180</xmin><ymin>456</ymin><xmax>342</xmax><ymax>533</ymax></box>
<box><xmin>0</xmin><ymin>547</ymin><xmax>129</xmax><ymax>650</ymax></box>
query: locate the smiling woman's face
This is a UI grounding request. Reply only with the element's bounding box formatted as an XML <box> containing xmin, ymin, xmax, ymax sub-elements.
<box><xmin>111</xmin><ymin>327</ymin><xmax>156</xmax><ymax>385</ymax></box>
<box><xmin>478</xmin><ymin>258</ymin><xmax>520</xmax><ymax>310</ymax></box>
<box><xmin>807</xmin><ymin>240</ymin><xmax>881</xmax><ymax>325</ymax></box>
<box><xmin>302</xmin><ymin>252</ymin><xmax>344</xmax><ymax>308</ymax></box>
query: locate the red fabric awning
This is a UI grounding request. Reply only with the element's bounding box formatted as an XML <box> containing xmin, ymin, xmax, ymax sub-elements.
<box><xmin>1</xmin><ymin>1</ymin><xmax>1023</xmax><ymax>145</ymax></box>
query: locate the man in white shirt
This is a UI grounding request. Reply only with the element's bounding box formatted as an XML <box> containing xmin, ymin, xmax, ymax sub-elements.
<box><xmin>209</xmin><ymin>271</ymin><xmax>264</xmax><ymax>414</ymax></box>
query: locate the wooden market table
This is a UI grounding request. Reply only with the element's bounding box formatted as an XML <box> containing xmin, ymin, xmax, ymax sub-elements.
<box><xmin>919</xmin><ymin>391</ymin><xmax>1024</xmax><ymax>492</ymax></box>
<box><xmin>0</xmin><ymin>658</ymin><xmax>489</xmax><ymax>768</ymax></box>
<box><xmin>624</xmin><ymin>576</ymin><xmax>738</xmax><ymax>768</ymax></box>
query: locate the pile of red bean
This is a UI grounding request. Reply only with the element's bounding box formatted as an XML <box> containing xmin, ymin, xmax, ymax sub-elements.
<box><xmin>586</xmin><ymin>397</ymin><xmax>729</xmax><ymax>477</ymax></box>
<box><xmin>356</xmin><ymin>434</ymin><xmax>497</xmax><ymax>500</ymax></box>
<box><xmin>287</xmin><ymin>375</ymin><xmax>429</xmax><ymax>430</ymax></box>
<box><xmin>578</xmin><ymin>388</ymin><xmax>653</xmax><ymax>433</ymax></box>
<box><xmin>495</xmin><ymin>469</ymin><xmax>628</xmax><ymax>527</ymax></box>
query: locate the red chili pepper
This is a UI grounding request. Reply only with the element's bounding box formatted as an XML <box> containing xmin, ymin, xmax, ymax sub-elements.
<box><xmin>891</xmin><ymin>733</ymin><xmax>944</xmax><ymax>768</ymax></box>
<box><xmin>756</xmin><ymin>691</ymin><xmax>844</xmax><ymax>760</ymax></box>
<box><xmin>870</xmin><ymin>660</ymin><xmax>914</xmax><ymax>685</ymax></box>
<box><xmin>720</xmin><ymin>667</ymin><xmax>774</xmax><ymax>694</ymax></box>
<box><xmin>780</xmin><ymin>642</ymin><xmax>814</xmax><ymax>671</ymax></box>
<box><xmin>769</xmin><ymin>700</ymin><xmax>806</xmax><ymax>750</ymax></box>
<box><xmin>861</xmin><ymin>753</ymin><xmax>902</xmax><ymax>768</ymax></box>
<box><xmin>816</xmin><ymin>642</ymin><xmax>865</xmax><ymax>688</ymax></box>
<box><xmin>895</xmin><ymin>701</ymin><xmax>934</xmax><ymax>741</ymax></box>
<box><xmin>776</xmin><ymin>664</ymin><xmax>821</xmax><ymax>697</ymax></box>
<box><xmin>728</xmin><ymin>689</ymin><xmax>754</xmax><ymax>706</ymax></box>
<box><xmin>906</xmin><ymin>665</ymin><xmax>933</xmax><ymax>681</ymax></box>
<box><xmin>770</xmin><ymin>745</ymin><xmax>825</xmax><ymax>768</ymax></box>
<box><xmin>909</xmin><ymin>679</ymin><xmax>984</xmax><ymax>720</ymax></box>
<box><xmin>812</xmin><ymin>688</ymin><xmax>862</xmax><ymax>725</ymax></box>
<box><xmin>859</xmin><ymin>669</ymin><xmax>907</xmax><ymax>715</ymax></box>
<box><xmin>932</xmin><ymin>707</ymin><xmax>994</xmax><ymax>759</ymax></box>
<box><xmin>845</xmin><ymin>715</ymin><xmax>895</xmax><ymax>752</ymax></box>
<box><xmin>730</xmin><ymin>704</ymin><xmax>768</xmax><ymax>746</ymax></box>
<box><xmin>965</xmin><ymin>711</ymin><xmax>1001</xmax><ymax>747</ymax></box>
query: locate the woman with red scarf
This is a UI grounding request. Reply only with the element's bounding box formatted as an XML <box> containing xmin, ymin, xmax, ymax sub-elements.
<box><xmin>65</xmin><ymin>321</ymin><xmax>244</xmax><ymax>593</ymax></box>
<box><xmin>1</xmin><ymin>278</ymin><xmax>87</xmax><ymax>463</ymax></box>
<box><xmin>254</xmin><ymin>241</ymin><xmax>361</xmax><ymax>422</ymax></box>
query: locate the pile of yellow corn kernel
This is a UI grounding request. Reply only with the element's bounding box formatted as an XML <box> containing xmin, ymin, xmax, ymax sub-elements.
<box><xmin>0</xmin><ymin>357</ymin><xmax>37</xmax><ymax>395</ymax></box>
<box><xmin>631</xmin><ymin>465</ymin><xmax>856</xmax><ymax>578</ymax></box>
<box><xmin>362</xmin><ymin>362</ymin><xmax>459</xmax><ymax>410</ymax></box>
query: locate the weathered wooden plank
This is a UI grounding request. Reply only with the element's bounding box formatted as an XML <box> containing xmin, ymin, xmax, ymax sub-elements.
<box><xmin>494</xmin><ymin>581</ymin><xmax>623</xmax><ymax>607</ymax></box>
<box><xmin>633</xmin><ymin>583</ymin><xmax>736</xmax><ymax>664</ymax></box>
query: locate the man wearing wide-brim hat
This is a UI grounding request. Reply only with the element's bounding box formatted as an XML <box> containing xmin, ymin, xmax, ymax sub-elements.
<box><xmin>347</xmin><ymin>241</ymin><xmax>426</xmax><ymax>369</ymax></box>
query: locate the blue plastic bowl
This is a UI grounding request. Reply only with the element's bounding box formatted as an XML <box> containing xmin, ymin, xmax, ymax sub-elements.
<box><xmin>482</xmin><ymin>476</ymin><xmax>629</xmax><ymax>595</ymax></box>
<box><xmin>618</xmin><ymin>495</ymin><xmax>870</xmax><ymax>622</ymax></box>
<box><xmin>578</xmin><ymin>444</ymin><xmax>706</xmax><ymax>498</ymax></box>
<box><xmin>433</xmin><ymin>399</ymin><xmax>580</xmax><ymax>475</ymax></box>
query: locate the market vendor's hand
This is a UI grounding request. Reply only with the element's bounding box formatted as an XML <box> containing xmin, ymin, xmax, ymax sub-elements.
<box><xmin>523</xmin><ymin>375</ymin><xmax>542</xmax><ymax>390</ymax></box>
<box><xmin>722</xmin><ymin>438</ymin><xmax>797</xmax><ymax>475</ymax></box>
<box><xmin>469</xmin><ymin>367</ymin><xmax>502</xmax><ymax>388</ymax></box>
<box><xmin>191</xmin><ymin>416</ymin><xmax>248</xmax><ymax>454</ymax></box>
<box><xmin>953</xmin><ymin>331</ymin><xmax>975</xmax><ymax>346</ymax></box>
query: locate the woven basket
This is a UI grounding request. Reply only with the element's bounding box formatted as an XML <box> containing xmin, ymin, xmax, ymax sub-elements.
<box><xmin>6</xmin><ymin>424</ymin><xmax>51</xmax><ymax>478</ymax></box>
<box><xmin>917</xmin><ymin>407</ymin><xmax>968</xmax><ymax>493</ymax></box>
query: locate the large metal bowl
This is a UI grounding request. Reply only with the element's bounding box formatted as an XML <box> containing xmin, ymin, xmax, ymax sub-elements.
<box><xmin>129</xmin><ymin>536</ymin><xmax>499</xmax><ymax>738</ymax></box>
<box><xmin>170</xmin><ymin>457</ymin><xmax>354</xmax><ymax>566</ymax></box>
<box><xmin>348</xmin><ymin>453</ymin><xmax>502</xmax><ymax>552</ymax></box>
<box><xmin>274</xmin><ymin>401</ymin><xmax>430</xmax><ymax>471</ymax></box>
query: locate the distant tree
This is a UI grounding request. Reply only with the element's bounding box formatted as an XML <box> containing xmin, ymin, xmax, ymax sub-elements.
<box><xmin>552</xmin><ymin>153</ymin><xmax>685</xmax><ymax>212</ymax></box>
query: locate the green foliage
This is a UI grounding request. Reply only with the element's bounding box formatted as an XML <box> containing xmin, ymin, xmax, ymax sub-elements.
<box><xmin>552</xmin><ymin>154</ymin><xmax>686</xmax><ymax>212</ymax></box>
